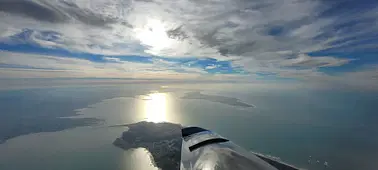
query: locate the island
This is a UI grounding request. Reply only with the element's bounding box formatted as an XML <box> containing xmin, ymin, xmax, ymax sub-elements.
<box><xmin>113</xmin><ymin>121</ymin><xmax>182</xmax><ymax>170</ymax></box>
<box><xmin>181</xmin><ymin>92</ymin><xmax>255</xmax><ymax>108</ymax></box>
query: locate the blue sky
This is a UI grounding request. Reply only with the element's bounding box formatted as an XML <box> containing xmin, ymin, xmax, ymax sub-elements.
<box><xmin>0</xmin><ymin>0</ymin><xmax>377</xmax><ymax>90</ymax></box>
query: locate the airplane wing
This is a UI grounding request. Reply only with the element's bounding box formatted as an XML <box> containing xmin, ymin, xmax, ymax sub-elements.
<box><xmin>180</xmin><ymin>127</ymin><xmax>300</xmax><ymax>170</ymax></box>
<box><xmin>113</xmin><ymin>122</ymin><xmax>301</xmax><ymax>170</ymax></box>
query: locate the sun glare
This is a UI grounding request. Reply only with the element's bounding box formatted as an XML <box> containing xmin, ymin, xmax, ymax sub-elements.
<box><xmin>135</xmin><ymin>19</ymin><xmax>172</xmax><ymax>52</ymax></box>
<box><xmin>144</xmin><ymin>93</ymin><xmax>167</xmax><ymax>123</ymax></box>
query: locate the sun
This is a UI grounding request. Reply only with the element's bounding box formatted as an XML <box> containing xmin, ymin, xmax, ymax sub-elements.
<box><xmin>135</xmin><ymin>18</ymin><xmax>173</xmax><ymax>52</ymax></box>
<box><xmin>144</xmin><ymin>93</ymin><xmax>167</xmax><ymax>123</ymax></box>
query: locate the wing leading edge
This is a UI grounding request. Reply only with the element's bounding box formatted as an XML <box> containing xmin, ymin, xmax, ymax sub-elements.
<box><xmin>180</xmin><ymin>126</ymin><xmax>280</xmax><ymax>170</ymax></box>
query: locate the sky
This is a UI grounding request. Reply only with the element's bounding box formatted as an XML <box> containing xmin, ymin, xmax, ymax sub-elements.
<box><xmin>0</xmin><ymin>0</ymin><xmax>377</xmax><ymax>90</ymax></box>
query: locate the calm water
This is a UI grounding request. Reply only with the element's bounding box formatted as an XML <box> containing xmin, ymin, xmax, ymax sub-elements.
<box><xmin>0</xmin><ymin>85</ymin><xmax>377</xmax><ymax>170</ymax></box>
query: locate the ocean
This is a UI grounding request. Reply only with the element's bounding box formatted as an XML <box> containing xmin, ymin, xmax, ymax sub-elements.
<box><xmin>0</xmin><ymin>84</ymin><xmax>377</xmax><ymax>170</ymax></box>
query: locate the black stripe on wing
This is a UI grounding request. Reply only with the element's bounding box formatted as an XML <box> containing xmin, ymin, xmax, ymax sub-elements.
<box><xmin>189</xmin><ymin>138</ymin><xmax>229</xmax><ymax>152</ymax></box>
<box><xmin>181</xmin><ymin>127</ymin><xmax>208</xmax><ymax>138</ymax></box>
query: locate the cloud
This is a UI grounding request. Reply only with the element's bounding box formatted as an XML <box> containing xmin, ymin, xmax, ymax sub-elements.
<box><xmin>205</xmin><ymin>65</ymin><xmax>217</xmax><ymax>70</ymax></box>
<box><xmin>2</xmin><ymin>0</ymin><xmax>375</xmax><ymax>58</ymax></box>
<box><xmin>0</xmin><ymin>51</ymin><xmax>228</xmax><ymax>79</ymax></box>
<box><xmin>0</xmin><ymin>0</ymin><xmax>117</xmax><ymax>26</ymax></box>
<box><xmin>103</xmin><ymin>57</ymin><xmax>121</xmax><ymax>63</ymax></box>
<box><xmin>0</xmin><ymin>0</ymin><xmax>69</xmax><ymax>23</ymax></box>
<box><xmin>282</xmin><ymin>54</ymin><xmax>351</xmax><ymax>68</ymax></box>
<box><xmin>0</xmin><ymin>0</ymin><xmax>377</xmax><ymax>90</ymax></box>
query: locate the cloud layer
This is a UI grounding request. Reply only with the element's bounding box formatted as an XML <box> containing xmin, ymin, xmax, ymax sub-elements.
<box><xmin>0</xmin><ymin>0</ymin><xmax>377</xmax><ymax>90</ymax></box>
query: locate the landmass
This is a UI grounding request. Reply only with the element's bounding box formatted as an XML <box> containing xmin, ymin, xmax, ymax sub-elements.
<box><xmin>0</xmin><ymin>117</ymin><xmax>100</xmax><ymax>144</ymax></box>
<box><xmin>181</xmin><ymin>92</ymin><xmax>255</xmax><ymax>108</ymax></box>
<box><xmin>113</xmin><ymin>121</ymin><xmax>182</xmax><ymax>170</ymax></box>
<box><xmin>0</xmin><ymin>87</ymin><xmax>128</xmax><ymax>144</ymax></box>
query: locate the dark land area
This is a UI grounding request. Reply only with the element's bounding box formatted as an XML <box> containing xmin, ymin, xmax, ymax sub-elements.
<box><xmin>181</xmin><ymin>92</ymin><xmax>254</xmax><ymax>108</ymax></box>
<box><xmin>113</xmin><ymin>121</ymin><xmax>182</xmax><ymax>170</ymax></box>
<box><xmin>0</xmin><ymin>87</ymin><xmax>140</xmax><ymax>143</ymax></box>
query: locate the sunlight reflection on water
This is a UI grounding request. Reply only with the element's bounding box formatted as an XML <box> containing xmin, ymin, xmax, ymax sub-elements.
<box><xmin>143</xmin><ymin>93</ymin><xmax>168</xmax><ymax>123</ymax></box>
<box><xmin>139</xmin><ymin>92</ymin><xmax>181</xmax><ymax>124</ymax></box>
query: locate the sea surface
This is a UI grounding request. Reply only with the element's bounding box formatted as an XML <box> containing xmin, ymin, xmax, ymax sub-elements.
<box><xmin>0</xmin><ymin>84</ymin><xmax>377</xmax><ymax>170</ymax></box>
